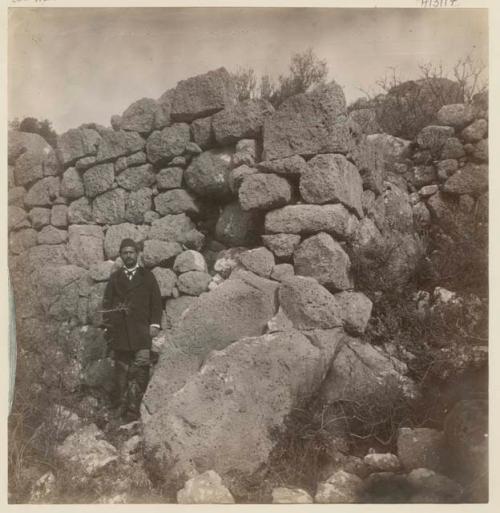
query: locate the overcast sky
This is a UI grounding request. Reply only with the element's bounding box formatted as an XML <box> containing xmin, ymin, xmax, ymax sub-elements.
<box><xmin>8</xmin><ymin>7</ymin><xmax>488</xmax><ymax>133</ymax></box>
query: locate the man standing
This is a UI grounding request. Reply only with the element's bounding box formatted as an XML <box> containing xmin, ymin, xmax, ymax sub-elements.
<box><xmin>102</xmin><ymin>238</ymin><xmax>162</xmax><ymax>422</ymax></box>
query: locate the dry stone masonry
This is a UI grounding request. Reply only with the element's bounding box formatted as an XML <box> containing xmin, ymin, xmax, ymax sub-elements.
<box><xmin>8</xmin><ymin>66</ymin><xmax>488</xmax><ymax>503</ymax></box>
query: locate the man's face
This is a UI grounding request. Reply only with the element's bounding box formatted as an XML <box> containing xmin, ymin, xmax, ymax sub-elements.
<box><xmin>120</xmin><ymin>246</ymin><xmax>138</xmax><ymax>268</ymax></box>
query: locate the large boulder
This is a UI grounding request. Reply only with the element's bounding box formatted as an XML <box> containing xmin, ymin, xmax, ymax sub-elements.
<box><xmin>51</xmin><ymin>203</ymin><xmax>68</xmax><ymax>228</ymax></box>
<box><xmin>143</xmin><ymin>276</ymin><xmax>278</xmax><ymax>412</ymax></box>
<box><xmin>442</xmin><ymin>163</ymin><xmax>488</xmax><ymax>196</ymax></box>
<box><xmin>151</xmin><ymin>268</ymin><xmax>177</xmax><ymax>298</ymax></box>
<box><xmin>215</xmin><ymin>202</ymin><xmax>261</xmax><ymax>247</ymax></box>
<box><xmin>397</xmin><ymin>427</ymin><xmax>445</xmax><ymax>472</ymax></box>
<box><xmin>125</xmin><ymin>187</ymin><xmax>153</xmax><ymax>224</ymax></box>
<box><xmin>212</xmin><ymin>98</ymin><xmax>274</xmax><ymax>145</ymax></box>
<box><xmin>8</xmin><ymin>206</ymin><xmax>30</xmax><ymax>231</ymax></box>
<box><xmin>56</xmin><ymin>128</ymin><xmax>101</xmax><ymax>167</ymax></box>
<box><xmin>265</xmin><ymin>204</ymin><xmax>359</xmax><ymax>240</ymax></box>
<box><xmin>177</xmin><ymin>271</ymin><xmax>211</xmax><ymax>296</ymax></box>
<box><xmin>171</xmin><ymin>67</ymin><xmax>237</xmax><ymax>123</ymax></box>
<box><xmin>293</xmin><ymin>233</ymin><xmax>353</xmax><ymax>291</ymax></box>
<box><xmin>333</xmin><ymin>291</ymin><xmax>373</xmax><ymax>335</ymax></box>
<box><xmin>143</xmin><ymin>330</ymin><xmax>325</xmax><ymax>480</ymax></box>
<box><xmin>315</xmin><ymin>470</ymin><xmax>363</xmax><ymax>503</ymax></box>
<box><xmin>68</xmin><ymin>197</ymin><xmax>93</xmax><ymax>224</ymax></box>
<box><xmin>191</xmin><ymin>116</ymin><xmax>215</xmax><ymax>150</ymax></box>
<box><xmin>320</xmin><ymin>337</ymin><xmax>417</xmax><ymax>406</ymax></box>
<box><xmin>145</xmin><ymin>123</ymin><xmax>191</xmax><ymax>164</ymax></box>
<box><xmin>177</xmin><ymin>470</ymin><xmax>235</xmax><ymax>504</ymax></box>
<box><xmin>237</xmin><ymin>247</ymin><xmax>275</xmax><ymax>278</ymax></box>
<box><xmin>348</xmin><ymin>137</ymin><xmax>385</xmax><ymax>194</ymax></box>
<box><xmin>184</xmin><ymin>149</ymin><xmax>233</xmax><ymax>200</ymax></box>
<box><xmin>262</xmin><ymin>233</ymin><xmax>301</xmax><ymax>259</ymax></box>
<box><xmin>148</xmin><ymin>213</ymin><xmax>205</xmax><ymax>250</ymax></box>
<box><xmin>258</xmin><ymin>154</ymin><xmax>308</xmax><ymax>176</ymax></box>
<box><xmin>262</xmin><ymin>81</ymin><xmax>354</xmax><ymax>160</ymax></box>
<box><xmin>119</xmin><ymin>97</ymin><xmax>164</xmax><ymax>134</ymax></box>
<box><xmin>365</xmin><ymin>133</ymin><xmax>411</xmax><ymax>173</ymax></box>
<box><xmin>375</xmin><ymin>77</ymin><xmax>463</xmax><ymax>139</ymax></box>
<box><xmin>60</xmin><ymin>167</ymin><xmax>84</xmax><ymax>199</ymax></box>
<box><xmin>279</xmin><ymin>276</ymin><xmax>343</xmax><ymax>330</ymax></box>
<box><xmin>300</xmin><ymin>154</ymin><xmax>363</xmax><ymax>218</ymax></box>
<box><xmin>156</xmin><ymin>166</ymin><xmax>183</xmax><ymax>190</ymax></box>
<box><xmin>92</xmin><ymin>188</ymin><xmax>128</xmax><ymax>225</ymax></box>
<box><xmin>239</xmin><ymin>173</ymin><xmax>292</xmax><ymax>211</ymax></box>
<box><xmin>436</xmin><ymin>103</ymin><xmax>476</xmax><ymax>129</ymax></box>
<box><xmin>416</xmin><ymin>125</ymin><xmax>455</xmax><ymax>157</ymax></box>
<box><xmin>142</xmin><ymin>240</ymin><xmax>182</xmax><ymax>268</ymax></box>
<box><xmin>114</xmin><ymin>151</ymin><xmax>147</xmax><ymax>173</ymax></box>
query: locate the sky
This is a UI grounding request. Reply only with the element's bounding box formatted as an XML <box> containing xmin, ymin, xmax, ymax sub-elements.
<box><xmin>8</xmin><ymin>7</ymin><xmax>488</xmax><ymax>133</ymax></box>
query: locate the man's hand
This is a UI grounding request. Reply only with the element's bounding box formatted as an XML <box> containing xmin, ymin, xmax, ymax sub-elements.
<box><xmin>149</xmin><ymin>325</ymin><xmax>160</xmax><ymax>338</ymax></box>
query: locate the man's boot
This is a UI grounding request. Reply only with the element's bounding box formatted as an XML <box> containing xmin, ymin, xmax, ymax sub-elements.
<box><xmin>111</xmin><ymin>360</ymin><xmax>129</xmax><ymax>418</ymax></box>
<box><xmin>125</xmin><ymin>364</ymin><xmax>150</xmax><ymax>422</ymax></box>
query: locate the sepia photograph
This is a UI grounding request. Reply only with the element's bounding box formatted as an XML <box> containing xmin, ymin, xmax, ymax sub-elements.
<box><xmin>5</xmin><ymin>1</ymin><xmax>491</xmax><ymax>507</ymax></box>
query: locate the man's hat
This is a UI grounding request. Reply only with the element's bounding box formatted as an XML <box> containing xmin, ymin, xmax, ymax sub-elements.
<box><xmin>119</xmin><ymin>238</ymin><xmax>138</xmax><ymax>252</ymax></box>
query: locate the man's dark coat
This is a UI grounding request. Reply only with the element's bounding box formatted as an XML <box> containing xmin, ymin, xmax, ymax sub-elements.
<box><xmin>102</xmin><ymin>267</ymin><xmax>162</xmax><ymax>352</ymax></box>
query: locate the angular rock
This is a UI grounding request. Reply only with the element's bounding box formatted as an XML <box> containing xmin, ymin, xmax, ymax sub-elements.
<box><xmin>215</xmin><ymin>202</ymin><xmax>261</xmax><ymax>247</ymax></box>
<box><xmin>265</xmin><ymin>204</ymin><xmax>359</xmax><ymax>240</ymax></box>
<box><xmin>92</xmin><ymin>188</ymin><xmax>127</xmax><ymax>224</ymax></box>
<box><xmin>279</xmin><ymin>276</ymin><xmax>342</xmax><ymax>330</ymax></box>
<box><xmin>320</xmin><ymin>337</ymin><xmax>417</xmax><ymax>405</ymax></box>
<box><xmin>148</xmin><ymin>213</ymin><xmax>205</xmax><ymax>250</ymax></box>
<box><xmin>155</xmin><ymin>88</ymin><xmax>175</xmax><ymax>129</ymax></box>
<box><xmin>24</xmin><ymin>177</ymin><xmax>60</xmax><ymax>208</ymax></box>
<box><xmin>82</xmin><ymin>163</ymin><xmax>114</xmax><ymax>198</ymax></box>
<box><xmin>461</xmin><ymin>119</ymin><xmax>487</xmax><ymax>143</ymax></box>
<box><xmin>29</xmin><ymin>207</ymin><xmax>51</xmax><ymax>229</ymax></box>
<box><xmin>177</xmin><ymin>470</ymin><xmax>235</xmax><ymax>504</ymax></box>
<box><xmin>156</xmin><ymin>167</ymin><xmax>183</xmax><ymax>190</ymax></box>
<box><xmin>116</xmin><ymin>163</ymin><xmax>155</xmax><ymax>191</ymax></box>
<box><xmin>89</xmin><ymin>261</ymin><xmax>115</xmax><ymax>282</ymax></box>
<box><xmin>94</xmin><ymin>128</ymin><xmax>145</xmax><ymax>164</ymax></box>
<box><xmin>270</xmin><ymin>263</ymin><xmax>294</xmax><ymax>282</ymax></box>
<box><xmin>416</xmin><ymin>125</ymin><xmax>454</xmax><ymax>157</ymax></box>
<box><xmin>412</xmin><ymin>165</ymin><xmax>436</xmax><ymax>188</ymax></box>
<box><xmin>333</xmin><ymin>291</ymin><xmax>372</xmax><ymax>335</ymax></box>
<box><xmin>177</xmin><ymin>271</ymin><xmax>211</xmax><ymax>296</ymax></box>
<box><xmin>51</xmin><ymin>204</ymin><xmax>68</xmax><ymax>228</ymax></box>
<box><xmin>75</xmin><ymin>155</ymin><xmax>97</xmax><ymax>172</ymax></box>
<box><xmin>9</xmin><ymin>228</ymin><xmax>38</xmax><ymax>255</ymax></box>
<box><xmin>103</xmin><ymin>223</ymin><xmax>149</xmax><ymax>259</ymax></box>
<box><xmin>173</xmin><ymin>250</ymin><xmax>207</xmax><ymax>273</ymax></box>
<box><xmin>272</xmin><ymin>487</ymin><xmax>313</xmax><ymax>504</ymax></box>
<box><xmin>237</xmin><ymin>247</ymin><xmax>275</xmax><ymax>278</ymax></box>
<box><xmin>68</xmin><ymin>197</ymin><xmax>93</xmax><ymax>224</ymax></box>
<box><xmin>143</xmin><ymin>277</ymin><xmax>278</xmax><ymax>413</ymax></box>
<box><xmin>67</xmin><ymin>225</ymin><xmax>104</xmax><ymax>269</ymax></box>
<box><xmin>120</xmin><ymin>97</ymin><xmax>161</xmax><ymax>134</ymax></box>
<box><xmin>144</xmin><ymin>330</ymin><xmax>323</xmax><ymax>479</ymax></box>
<box><xmin>315</xmin><ymin>470</ymin><xmax>363</xmax><ymax>503</ymax></box>
<box><xmin>125</xmin><ymin>187</ymin><xmax>153</xmax><ymax>224</ymax></box>
<box><xmin>55</xmin><ymin>424</ymin><xmax>118</xmax><ymax>476</ymax></box>
<box><xmin>171</xmin><ymin>67</ymin><xmax>237</xmax><ymax>123</ymax></box>
<box><xmin>473</xmin><ymin>138</ymin><xmax>488</xmax><ymax>162</ymax></box>
<box><xmin>9</xmin><ymin>206</ymin><xmax>30</xmax><ymax>231</ymax></box>
<box><xmin>38</xmin><ymin>225</ymin><xmax>68</xmax><ymax>245</ymax></box>
<box><xmin>154</xmin><ymin>189</ymin><xmax>201</xmax><ymax>216</ymax></box>
<box><xmin>263</xmin><ymin>81</ymin><xmax>353</xmax><ymax>160</ymax></box>
<box><xmin>437</xmin><ymin>103</ymin><xmax>475</xmax><ymax>128</ymax></box>
<box><xmin>212</xmin><ymin>98</ymin><xmax>274</xmax><ymax>145</ymax></box>
<box><xmin>151</xmin><ymin>267</ymin><xmax>177</xmax><ymax>298</ymax></box>
<box><xmin>27</xmin><ymin>244</ymin><xmax>68</xmax><ymax>270</ymax></box>
<box><xmin>300</xmin><ymin>154</ymin><xmax>363</xmax><ymax>218</ymax></box>
<box><xmin>239</xmin><ymin>173</ymin><xmax>292</xmax><ymax>211</ymax></box>
<box><xmin>184</xmin><ymin>148</ymin><xmax>233</xmax><ymax>200</ymax></box>
<box><xmin>364</xmin><ymin>453</ymin><xmax>400</xmax><ymax>472</ymax></box>
<box><xmin>142</xmin><ymin>240</ymin><xmax>182</xmax><ymax>268</ymax></box>
<box><xmin>440</xmin><ymin>137</ymin><xmax>465</xmax><ymax>159</ymax></box>
<box><xmin>294</xmin><ymin>233</ymin><xmax>352</xmax><ymax>291</ymax></box>
<box><xmin>258</xmin><ymin>154</ymin><xmax>308</xmax><ymax>176</ymax></box>
<box><xmin>57</xmin><ymin>128</ymin><xmax>101</xmax><ymax>166</ymax></box>
<box><xmin>145</xmin><ymin>123</ymin><xmax>191</xmax><ymax>164</ymax></box>
<box><xmin>262</xmin><ymin>233</ymin><xmax>301</xmax><ymax>259</ymax></box>
<box><xmin>443</xmin><ymin>163</ymin><xmax>488</xmax><ymax>196</ymax></box>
